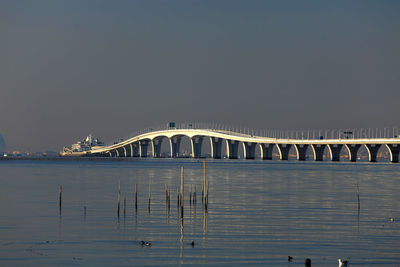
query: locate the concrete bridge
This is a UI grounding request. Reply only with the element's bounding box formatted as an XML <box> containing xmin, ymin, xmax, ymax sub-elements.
<box><xmin>87</xmin><ymin>128</ymin><xmax>400</xmax><ymax>163</ymax></box>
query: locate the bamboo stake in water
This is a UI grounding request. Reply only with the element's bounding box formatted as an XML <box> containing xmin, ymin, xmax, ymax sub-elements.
<box><xmin>190</xmin><ymin>184</ymin><xmax>192</xmax><ymax>206</ymax></box>
<box><xmin>357</xmin><ymin>183</ymin><xmax>360</xmax><ymax>211</ymax></box>
<box><xmin>124</xmin><ymin>195</ymin><xmax>126</xmax><ymax>217</ymax></box>
<box><xmin>194</xmin><ymin>184</ymin><xmax>197</xmax><ymax>205</ymax></box>
<box><xmin>148</xmin><ymin>178</ymin><xmax>152</xmax><ymax>213</ymax></box>
<box><xmin>165</xmin><ymin>184</ymin><xmax>168</xmax><ymax>204</ymax></box>
<box><xmin>177</xmin><ymin>187</ymin><xmax>180</xmax><ymax>207</ymax></box>
<box><xmin>180</xmin><ymin>166</ymin><xmax>184</xmax><ymax>215</ymax></box>
<box><xmin>205</xmin><ymin>163</ymin><xmax>209</xmax><ymax>210</ymax></box>
<box><xmin>59</xmin><ymin>185</ymin><xmax>62</xmax><ymax>215</ymax></box>
<box><xmin>168</xmin><ymin>188</ymin><xmax>171</xmax><ymax>212</ymax></box>
<box><xmin>117</xmin><ymin>180</ymin><xmax>121</xmax><ymax>217</ymax></box>
<box><xmin>135</xmin><ymin>184</ymin><xmax>138</xmax><ymax>212</ymax></box>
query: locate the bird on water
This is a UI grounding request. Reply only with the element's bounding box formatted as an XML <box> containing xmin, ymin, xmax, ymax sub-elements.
<box><xmin>338</xmin><ymin>258</ymin><xmax>348</xmax><ymax>267</ymax></box>
<box><xmin>305</xmin><ymin>258</ymin><xmax>311</xmax><ymax>266</ymax></box>
<box><xmin>288</xmin><ymin>256</ymin><xmax>293</xmax><ymax>262</ymax></box>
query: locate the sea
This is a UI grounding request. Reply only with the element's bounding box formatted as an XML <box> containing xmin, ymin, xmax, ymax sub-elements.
<box><xmin>0</xmin><ymin>159</ymin><xmax>399</xmax><ymax>266</ymax></box>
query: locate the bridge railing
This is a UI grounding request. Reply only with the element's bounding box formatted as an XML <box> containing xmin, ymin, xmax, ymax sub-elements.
<box><xmin>107</xmin><ymin>123</ymin><xmax>399</xmax><ymax>146</ymax></box>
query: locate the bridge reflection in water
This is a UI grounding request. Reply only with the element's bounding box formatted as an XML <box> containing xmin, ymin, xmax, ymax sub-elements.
<box><xmin>87</xmin><ymin>125</ymin><xmax>400</xmax><ymax>163</ymax></box>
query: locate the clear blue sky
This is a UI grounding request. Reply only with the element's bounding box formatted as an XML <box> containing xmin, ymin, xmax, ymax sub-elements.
<box><xmin>1</xmin><ymin>0</ymin><xmax>399</xmax><ymax>151</ymax></box>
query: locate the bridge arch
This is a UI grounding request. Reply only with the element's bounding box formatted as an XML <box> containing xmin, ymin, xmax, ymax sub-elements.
<box><xmin>151</xmin><ymin>135</ymin><xmax>168</xmax><ymax>158</ymax></box>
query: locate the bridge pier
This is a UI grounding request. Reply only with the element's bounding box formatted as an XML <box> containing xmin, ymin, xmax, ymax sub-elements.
<box><xmin>191</xmin><ymin>136</ymin><xmax>203</xmax><ymax>158</ymax></box>
<box><xmin>276</xmin><ymin>144</ymin><xmax>292</xmax><ymax>160</ymax></box>
<box><xmin>139</xmin><ymin>140</ymin><xmax>150</xmax><ymax>158</ymax></box>
<box><xmin>345</xmin><ymin>144</ymin><xmax>361</xmax><ymax>162</ymax></box>
<box><xmin>131</xmin><ymin>143</ymin><xmax>140</xmax><ymax>157</ymax></box>
<box><xmin>124</xmin><ymin>144</ymin><xmax>132</xmax><ymax>157</ymax></box>
<box><xmin>152</xmin><ymin>138</ymin><xmax>163</xmax><ymax>158</ymax></box>
<box><xmin>170</xmin><ymin>136</ymin><xmax>182</xmax><ymax>158</ymax></box>
<box><xmin>328</xmin><ymin>144</ymin><xmax>343</xmax><ymax>161</ymax></box>
<box><xmin>226</xmin><ymin>139</ymin><xmax>239</xmax><ymax>159</ymax></box>
<box><xmin>294</xmin><ymin>144</ymin><xmax>309</xmax><ymax>161</ymax></box>
<box><xmin>365</xmin><ymin>144</ymin><xmax>381</xmax><ymax>162</ymax></box>
<box><xmin>386</xmin><ymin>144</ymin><xmax>399</xmax><ymax>163</ymax></box>
<box><xmin>311</xmin><ymin>144</ymin><xmax>326</xmax><ymax>161</ymax></box>
<box><xmin>259</xmin><ymin>143</ymin><xmax>274</xmax><ymax>160</ymax></box>
<box><xmin>243</xmin><ymin>142</ymin><xmax>257</xmax><ymax>159</ymax></box>
<box><xmin>210</xmin><ymin>137</ymin><xmax>223</xmax><ymax>159</ymax></box>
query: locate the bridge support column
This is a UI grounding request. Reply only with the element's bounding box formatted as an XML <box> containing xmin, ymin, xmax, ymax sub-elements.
<box><xmin>123</xmin><ymin>146</ymin><xmax>127</xmax><ymax>157</ymax></box>
<box><xmin>260</xmin><ymin>143</ymin><xmax>274</xmax><ymax>160</ymax></box>
<box><xmin>386</xmin><ymin>144</ymin><xmax>399</xmax><ymax>163</ymax></box>
<box><xmin>210</xmin><ymin>137</ymin><xmax>223</xmax><ymax>159</ymax></box>
<box><xmin>169</xmin><ymin>136</ymin><xmax>182</xmax><ymax>158</ymax></box>
<box><xmin>131</xmin><ymin>143</ymin><xmax>140</xmax><ymax>157</ymax></box>
<box><xmin>243</xmin><ymin>142</ymin><xmax>257</xmax><ymax>159</ymax></box>
<box><xmin>365</xmin><ymin>144</ymin><xmax>381</xmax><ymax>162</ymax></box>
<box><xmin>328</xmin><ymin>144</ymin><xmax>343</xmax><ymax>161</ymax></box>
<box><xmin>345</xmin><ymin>144</ymin><xmax>361</xmax><ymax>162</ymax></box>
<box><xmin>139</xmin><ymin>140</ymin><xmax>149</xmax><ymax>158</ymax></box>
<box><xmin>311</xmin><ymin>144</ymin><xmax>326</xmax><ymax>161</ymax></box>
<box><xmin>191</xmin><ymin>136</ymin><xmax>203</xmax><ymax>158</ymax></box>
<box><xmin>152</xmin><ymin>138</ymin><xmax>163</xmax><ymax>158</ymax></box>
<box><xmin>276</xmin><ymin>144</ymin><xmax>292</xmax><ymax>160</ymax></box>
<box><xmin>226</xmin><ymin>140</ymin><xmax>239</xmax><ymax>159</ymax></box>
<box><xmin>294</xmin><ymin>144</ymin><xmax>308</xmax><ymax>161</ymax></box>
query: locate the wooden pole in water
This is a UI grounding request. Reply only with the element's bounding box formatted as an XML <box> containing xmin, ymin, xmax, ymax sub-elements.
<box><xmin>117</xmin><ymin>180</ymin><xmax>121</xmax><ymax>217</ymax></box>
<box><xmin>205</xmin><ymin>164</ymin><xmax>209</xmax><ymax>210</ymax></box>
<box><xmin>180</xmin><ymin>166</ymin><xmax>184</xmax><ymax>214</ymax></box>
<box><xmin>190</xmin><ymin>184</ymin><xmax>192</xmax><ymax>206</ymax></box>
<box><xmin>135</xmin><ymin>184</ymin><xmax>138</xmax><ymax>212</ymax></box>
<box><xmin>165</xmin><ymin>184</ymin><xmax>168</xmax><ymax>204</ymax></box>
<box><xmin>194</xmin><ymin>184</ymin><xmax>196</xmax><ymax>205</ymax></box>
<box><xmin>168</xmin><ymin>187</ymin><xmax>171</xmax><ymax>211</ymax></box>
<box><xmin>124</xmin><ymin>195</ymin><xmax>126</xmax><ymax>217</ymax></box>
<box><xmin>59</xmin><ymin>185</ymin><xmax>62</xmax><ymax>215</ymax></box>
<box><xmin>202</xmin><ymin>160</ymin><xmax>205</xmax><ymax>203</ymax></box>
<box><xmin>357</xmin><ymin>183</ymin><xmax>360</xmax><ymax>211</ymax></box>
<box><xmin>177</xmin><ymin>187</ymin><xmax>180</xmax><ymax>207</ymax></box>
<box><xmin>148</xmin><ymin>178</ymin><xmax>151</xmax><ymax>213</ymax></box>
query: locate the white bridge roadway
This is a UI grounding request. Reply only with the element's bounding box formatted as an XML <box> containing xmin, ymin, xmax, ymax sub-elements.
<box><xmin>87</xmin><ymin>129</ymin><xmax>400</xmax><ymax>163</ymax></box>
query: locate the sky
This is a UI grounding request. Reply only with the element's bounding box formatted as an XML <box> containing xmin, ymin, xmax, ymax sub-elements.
<box><xmin>1</xmin><ymin>0</ymin><xmax>400</xmax><ymax>152</ymax></box>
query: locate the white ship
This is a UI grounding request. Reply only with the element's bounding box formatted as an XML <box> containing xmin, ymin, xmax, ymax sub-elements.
<box><xmin>60</xmin><ymin>134</ymin><xmax>105</xmax><ymax>156</ymax></box>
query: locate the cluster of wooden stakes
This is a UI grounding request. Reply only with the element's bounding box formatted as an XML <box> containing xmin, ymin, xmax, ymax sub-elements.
<box><xmin>58</xmin><ymin>160</ymin><xmax>210</xmax><ymax>218</ymax></box>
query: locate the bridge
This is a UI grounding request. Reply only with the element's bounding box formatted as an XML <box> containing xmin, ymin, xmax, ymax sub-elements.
<box><xmin>86</xmin><ymin>125</ymin><xmax>400</xmax><ymax>163</ymax></box>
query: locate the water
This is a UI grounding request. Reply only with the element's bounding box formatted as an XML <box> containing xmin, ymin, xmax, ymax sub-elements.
<box><xmin>1</xmin><ymin>159</ymin><xmax>400</xmax><ymax>266</ymax></box>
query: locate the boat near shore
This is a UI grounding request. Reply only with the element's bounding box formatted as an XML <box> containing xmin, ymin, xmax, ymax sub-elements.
<box><xmin>60</xmin><ymin>134</ymin><xmax>104</xmax><ymax>156</ymax></box>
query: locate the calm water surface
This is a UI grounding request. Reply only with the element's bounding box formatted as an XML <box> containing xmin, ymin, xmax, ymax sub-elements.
<box><xmin>0</xmin><ymin>159</ymin><xmax>400</xmax><ymax>266</ymax></box>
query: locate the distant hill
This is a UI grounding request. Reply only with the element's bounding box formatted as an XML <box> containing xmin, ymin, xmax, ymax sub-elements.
<box><xmin>0</xmin><ymin>133</ymin><xmax>6</xmax><ymax>152</ymax></box>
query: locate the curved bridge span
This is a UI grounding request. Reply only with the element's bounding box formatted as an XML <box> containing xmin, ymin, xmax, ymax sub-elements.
<box><xmin>87</xmin><ymin>128</ymin><xmax>400</xmax><ymax>163</ymax></box>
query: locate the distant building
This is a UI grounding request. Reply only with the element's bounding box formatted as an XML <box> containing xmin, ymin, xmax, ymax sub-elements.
<box><xmin>0</xmin><ymin>133</ymin><xmax>6</xmax><ymax>152</ymax></box>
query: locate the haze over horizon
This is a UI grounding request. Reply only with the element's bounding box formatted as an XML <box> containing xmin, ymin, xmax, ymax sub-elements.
<box><xmin>1</xmin><ymin>0</ymin><xmax>400</xmax><ymax>152</ymax></box>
